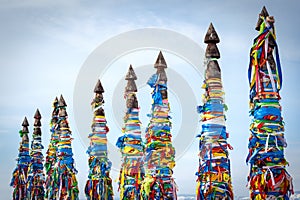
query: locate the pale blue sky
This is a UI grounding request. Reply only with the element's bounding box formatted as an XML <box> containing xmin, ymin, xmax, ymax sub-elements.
<box><xmin>1</xmin><ymin>0</ymin><xmax>300</xmax><ymax>199</ymax></box>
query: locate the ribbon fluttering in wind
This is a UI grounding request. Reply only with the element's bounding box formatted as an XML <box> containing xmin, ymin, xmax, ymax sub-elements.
<box><xmin>196</xmin><ymin>23</ymin><xmax>233</xmax><ymax>199</ymax></box>
<box><xmin>246</xmin><ymin>7</ymin><xmax>293</xmax><ymax>199</ymax></box>
<box><xmin>45</xmin><ymin>97</ymin><xmax>60</xmax><ymax>199</ymax></box>
<box><xmin>52</xmin><ymin>95</ymin><xmax>79</xmax><ymax>199</ymax></box>
<box><xmin>141</xmin><ymin>51</ymin><xmax>177</xmax><ymax>200</ymax></box>
<box><xmin>116</xmin><ymin>65</ymin><xmax>145</xmax><ymax>200</ymax></box>
<box><xmin>10</xmin><ymin>117</ymin><xmax>31</xmax><ymax>200</ymax></box>
<box><xmin>27</xmin><ymin>109</ymin><xmax>45</xmax><ymax>199</ymax></box>
<box><xmin>85</xmin><ymin>80</ymin><xmax>114</xmax><ymax>200</ymax></box>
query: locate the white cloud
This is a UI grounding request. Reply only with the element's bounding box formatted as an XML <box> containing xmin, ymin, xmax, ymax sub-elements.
<box><xmin>0</xmin><ymin>0</ymin><xmax>77</xmax><ymax>9</ymax></box>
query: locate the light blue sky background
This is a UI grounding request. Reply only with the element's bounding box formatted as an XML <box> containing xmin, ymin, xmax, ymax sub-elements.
<box><xmin>1</xmin><ymin>1</ymin><xmax>300</xmax><ymax>199</ymax></box>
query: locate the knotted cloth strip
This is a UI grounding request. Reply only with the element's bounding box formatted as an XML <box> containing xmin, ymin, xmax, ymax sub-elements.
<box><xmin>10</xmin><ymin>117</ymin><xmax>31</xmax><ymax>200</ymax></box>
<box><xmin>85</xmin><ymin>80</ymin><xmax>114</xmax><ymax>200</ymax></box>
<box><xmin>116</xmin><ymin>65</ymin><xmax>145</xmax><ymax>200</ymax></box>
<box><xmin>45</xmin><ymin>97</ymin><xmax>60</xmax><ymax>199</ymax></box>
<box><xmin>27</xmin><ymin>109</ymin><xmax>45</xmax><ymax>199</ymax></box>
<box><xmin>196</xmin><ymin>23</ymin><xmax>233</xmax><ymax>200</ymax></box>
<box><xmin>246</xmin><ymin>7</ymin><xmax>293</xmax><ymax>199</ymax></box>
<box><xmin>141</xmin><ymin>52</ymin><xmax>177</xmax><ymax>200</ymax></box>
<box><xmin>52</xmin><ymin>95</ymin><xmax>79</xmax><ymax>199</ymax></box>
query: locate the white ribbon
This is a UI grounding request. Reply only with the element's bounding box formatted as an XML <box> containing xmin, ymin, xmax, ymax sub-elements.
<box><xmin>264</xmin><ymin>26</ymin><xmax>276</xmax><ymax>93</ymax></box>
<box><xmin>58</xmin><ymin>175</ymin><xmax>62</xmax><ymax>199</ymax></box>
<box><xmin>202</xmin><ymin>117</ymin><xmax>226</xmax><ymax>126</ymax></box>
<box><xmin>93</xmin><ymin>105</ymin><xmax>102</xmax><ymax>112</ymax></box>
<box><xmin>274</xmin><ymin>135</ymin><xmax>280</xmax><ymax>151</ymax></box>
<box><xmin>264</xmin><ymin>167</ymin><xmax>275</xmax><ymax>186</ymax></box>
<box><xmin>265</xmin><ymin>133</ymin><xmax>270</xmax><ymax>153</ymax></box>
<box><xmin>265</xmin><ymin>132</ymin><xmax>281</xmax><ymax>152</ymax></box>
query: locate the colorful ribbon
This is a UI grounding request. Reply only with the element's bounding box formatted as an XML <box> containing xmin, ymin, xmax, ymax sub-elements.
<box><xmin>27</xmin><ymin>109</ymin><xmax>45</xmax><ymax>199</ymax></box>
<box><xmin>246</xmin><ymin>12</ymin><xmax>293</xmax><ymax>199</ymax></box>
<box><xmin>196</xmin><ymin>23</ymin><xmax>233</xmax><ymax>199</ymax></box>
<box><xmin>196</xmin><ymin>78</ymin><xmax>233</xmax><ymax>199</ymax></box>
<box><xmin>45</xmin><ymin>97</ymin><xmax>60</xmax><ymax>199</ymax></box>
<box><xmin>85</xmin><ymin>80</ymin><xmax>113</xmax><ymax>200</ymax></box>
<box><xmin>141</xmin><ymin>52</ymin><xmax>177</xmax><ymax>200</ymax></box>
<box><xmin>116</xmin><ymin>66</ymin><xmax>145</xmax><ymax>200</ymax></box>
<box><xmin>116</xmin><ymin>104</ymin><xmax>145</xmax><ymax>199</ymax></box>
<box><xmin>10</xmin><ymin>117</ymin><xmax>31</xmax><ymax>200</ymax></box>
<box><xmin>52</xmin><ymin>95</ymin><xmax>79</xmax><ymax>199</ymax></box>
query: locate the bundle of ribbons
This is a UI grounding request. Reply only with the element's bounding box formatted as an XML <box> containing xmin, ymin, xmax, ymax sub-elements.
<box><xmin>85</xmin><ymin>80</ymin><xmax>114</xmax><ymax>200</ymax></box>
<box><xmin>116</xmin><ymin>65</ymin><xmax>145</xmax><ymax>200</ymax></box>
<box><xmin>141</xmin><ymin>52</ymin><xmax>177</xmax><ymax>200</ymax></box>
<box><xmin>10</xmin><ymin>117</ymin><xmax>31</xmax><ymax>200</ymax></box>
<box><xmin>53</xmin><ymin>95</ymin><xmax>79</xmax><ymax>199</ymax></box>
<box><xmin>246</xmin><ymin>7</ymin><xmax>293</xmax><ymax>199</ymax></box>
<box><xmin>27</xmin><ymin>109</ymin><xmax>45</xmax><ymax>199</ymax></box>
<box><xmin>45</xmin><ymin>97</ymin><xmax>60</xmax><ymax>199</ymax></box>
<box><xmin>196</xmin><ymin>23</ymin><xmax>233</xmax><ymax>199</ymax></box>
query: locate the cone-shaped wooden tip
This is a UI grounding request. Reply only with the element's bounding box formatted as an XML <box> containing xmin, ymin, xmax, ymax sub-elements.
<box><xmin>22</xmin><ymin>116</ymin><xmax>29</xmax><ymax>133</ymax></box>
<box><xmin>125</xmin><ymin>65</ymin><xmax>137</xmax><ymax>80</ymax></box>
<box><xmin>33</xmin><ymin>128</ymin><xmax>41</xmax><ymax>135</ymax></box>
<box><xmin>125</xmin><ymin>65</ymin><xmax>138</xmax><ymax>93</ymax></box>
<box><xmin>22</xmin><ymin>126</ymin><xmax>29</xmax><ymax>134</ymax></box>
<box><xmin>59</xmin><ymin>95</ymin><xmax>67</xmax><ymax>107</ymax></box>
<box><xmin>157</xmin><ymin>68</ymin><xmax>168</xmax><ymax>82</ymax></box>
<box><xmin>34</xmin><ymin>119</ymin><xmax>42</xmax><ymax>127</ymax></box>
<box><xmin>94</xmin><ymin>79</ymin><xmax>104</xmax><ymax>94</ymax></box>
<box><xmin>59</xmin><ymin>109</ymin><xmax>68</xmax><ymax>117</ymax></box>
<box><xmin>22</xmin><ymin>117</ymin><xmax>29</xmax><ymax>127</ymax></box>
<box><xmin>261</xmin><ymin>6</ymin><xmax>269</xmax><ymax>18</ymax></box>
<box><xmin>34</xmin><ymin>109</ymin><xmax>41</xmax><ymax>119</ymax></box>
<box><xmin>255</xmin><ymin>6</ymin><xmax>269</xmax><ymax>31</ymax></box>
<box><xmin>22</xmin><ymin>133</ymin><xmax>29</xmax><ymax>142</ymax></box>
<box><xmin>53</xmin><ymin>97</ymin><xmax>59</xmax><ymax>107</ymax></box>
<box><xmin>154</xmin><ymin>51</ymin><xmax>167</xmax><ymax>68</ymax></box>
<box><xmin>204</xmin><ymin>23</ymin><xmax>220</xmax><ymax>44</ymax></box>
<box><xmin>125</xmin><ymin>80</ymin><xmax>138</xmax><ymax>93</ymax></box>
<box><xmin>95</xmin><ymin>107</ymin><xmax>105</xmax><ymax>116</ymax></box>
<box><xmin>205</xmin><ymin>43</ymin><xmax>220</xmax><ymax>59</ymax></box>
<box><xmin>206</xmin><ymin>60</ymin><xmax>221</xmax><ymax>79</ymax></box>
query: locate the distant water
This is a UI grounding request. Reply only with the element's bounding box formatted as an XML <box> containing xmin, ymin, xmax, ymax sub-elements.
<box><xmin>235</xmin><ymin>191</ymin><xmax>300</xmax><ymax>200</ymax></box>
<box><xmin>79</xmin><ymin>192</ymin><xmax>300</xmax><ymax>200</ymax></box>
